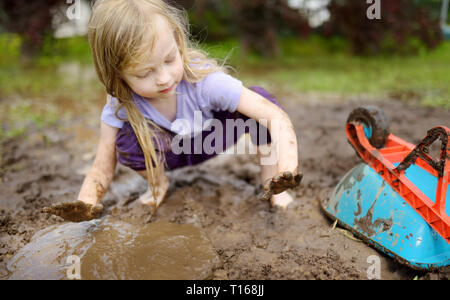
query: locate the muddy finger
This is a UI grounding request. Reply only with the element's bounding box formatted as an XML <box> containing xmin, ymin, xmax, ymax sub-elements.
<box><xmin>277</xmin><ymin>174</ymin><xmax>289</xmax><ymax>187</ymax></box>
<box><xmin>259</xmin><ymin>191</ymin><xmax>272</xmax><ymax>202</ymax></box>
<box><xmin>41</xmin><ymin>206</ymin><xmax>57</xmax><ymax>215</ymax></box>
<box><xmin>294</xmin><ymin>172</ymin><xmax>303</xmax><ymax>185</ymax></box>
<box><xmin>42</xmin><ymin>206</ymin><xmax>68</xmax><ymax>219</ymax></box>
<box><xmin>272</xmin><ymin>174</ymin><xmax>281</xmax><ymax>183</ymax></box>
<box><xmin>73</xmin><ymin>200</ymin><xmax>90</xmax><ymax>211</ymax></box>
<box><xmin>90</xmin><ymin>204</ymin><xmax>104</xmax><ymax>216</ymax></box>
<box><xmin>45</xmin><ymin>204</ymin><xmax>66</xmax><ymax>214</ymax></box>
<box><xmin>282</xmin><ymin>171</ymin><xmax>293</xmax><ymax>182</ymax></box>
<box><xmin>263</xmin><ymin>178</ymin><xmax>272</xmax><ymax>191</ymax></box>
<box><xmin>55</xmin><ymin>202</ymin><xmax>77</xmax><ymax>213</ymax></box>
<box><xmin>269</xmin><ymin>175</ymin><xmax>283</xmax><ymax>190</ymax></box>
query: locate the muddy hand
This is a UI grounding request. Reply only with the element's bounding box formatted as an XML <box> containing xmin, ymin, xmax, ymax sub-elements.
<box><xmin>260</xmin><ymin>171</ymin><xmax>303</xmax><ymax>202</ymax></box>
<box><xmin>42</xmin><ymin>200</ymin><xmax>104</xmax><ymax>222</ymax></box>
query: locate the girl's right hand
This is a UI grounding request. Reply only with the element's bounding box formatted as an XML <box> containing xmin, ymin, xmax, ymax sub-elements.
<box><xmin>260</xmin><ymin>171</ymin><xmax>303</xmax><ymax>202</ymax></box>
<box><xmin>42</xmin><ymin>200</ymin><xmax>104</xmax><ymax>222</ymax></box>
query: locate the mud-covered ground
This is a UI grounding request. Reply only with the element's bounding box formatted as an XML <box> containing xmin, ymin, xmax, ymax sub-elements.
<box><xmin>1</xmin><ymin>94</ymin><xmax>449</xmax><ymax>280</ymax></box>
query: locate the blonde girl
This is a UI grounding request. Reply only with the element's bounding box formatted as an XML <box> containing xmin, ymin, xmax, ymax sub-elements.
<box><xmin>43</xmin><ymin>0</ymin><xmax>302</xmax><ymax>222</ymax></box>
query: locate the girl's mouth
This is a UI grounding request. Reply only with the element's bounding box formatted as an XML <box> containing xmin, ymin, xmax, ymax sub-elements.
<box><xmin>159</xmin><ymin>84</ymin><xmax>175</xmax><ymax>94</ymax></box>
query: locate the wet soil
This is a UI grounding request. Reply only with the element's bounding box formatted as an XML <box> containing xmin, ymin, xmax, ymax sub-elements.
<box><xmin>1</xmin><ymin>94</ymin><xmax>449</xmax><ymax>280</ymax></box>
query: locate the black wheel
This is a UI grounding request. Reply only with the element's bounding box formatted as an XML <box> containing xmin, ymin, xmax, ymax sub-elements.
<box><xmin>346</xmin><ymin>106</ymin><xmax>390</xmax><ymax>149</ymax></box>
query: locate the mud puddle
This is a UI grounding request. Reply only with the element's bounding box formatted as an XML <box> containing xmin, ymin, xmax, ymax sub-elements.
<box><xmin>1</xmin><ymin>95</ymin><xmax>449</xmax><ymax>280</ymax></box>
<box><xmin>6</xmin><ymin>218</ymin><xmax>219</xmax><ymax>280</ymax></box>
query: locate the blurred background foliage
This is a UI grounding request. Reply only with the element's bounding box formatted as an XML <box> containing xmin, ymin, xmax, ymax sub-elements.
<box><xmin>0</xmin><ymin>0</ymin><xmax>446</xmax><ymax>56</ymax></box>
<box><xmin>0</xmin><ymin>0</ymin><xmax>449</xmax><ymax>140</ymax></box>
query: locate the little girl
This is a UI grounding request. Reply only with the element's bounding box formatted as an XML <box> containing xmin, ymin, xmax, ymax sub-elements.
<box><xmin>43</xmin><ymin>0</ymin><xmax>302</xmax><ymax>222</ymax></box>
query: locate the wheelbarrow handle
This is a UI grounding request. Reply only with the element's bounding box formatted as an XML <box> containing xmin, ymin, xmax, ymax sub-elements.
<box><xmin>396</xmin><ymin>126</ymin><xmax>450</xmax><ymax>177</ymax></box>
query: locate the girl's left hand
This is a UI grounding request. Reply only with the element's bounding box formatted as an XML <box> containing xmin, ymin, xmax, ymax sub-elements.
<box><xmin>42</xmin><ymin>200</ymin><xmax>104</xmax><ymax>222</ymax></box>
<box><xmin>260</xmin><ymin>171</ymin><xmax>303</xmax><ymax>202</ymax></box>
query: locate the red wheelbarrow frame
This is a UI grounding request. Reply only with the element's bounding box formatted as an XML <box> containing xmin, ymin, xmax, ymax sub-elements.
<box><xmin>346</xmin><ymin>124</ymin><xmax>450</xmax><ymax>244</ymax></box>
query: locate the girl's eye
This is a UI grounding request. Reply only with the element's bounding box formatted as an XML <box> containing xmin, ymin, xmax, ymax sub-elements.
<box><xmin>137</xmin><ymin>70</ymin><xmax>153</xmax><ymax>79</ymax></box>
<box><xmin>165</xmin><ymin>57</ymin><xmax>175</xmax><ymax>64</ymax></box>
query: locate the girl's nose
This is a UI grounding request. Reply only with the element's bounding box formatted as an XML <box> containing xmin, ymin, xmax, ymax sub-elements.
<box><xmin>156</xmin><ymin>67</ymin><xmax>171</xmax><ymax>86</ymax></box>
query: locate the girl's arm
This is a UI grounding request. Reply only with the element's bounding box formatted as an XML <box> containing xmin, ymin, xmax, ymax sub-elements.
<box><xmin>42</xmin><ymin>122</ymin><xmax>118</xmax><ymax>222</ymax></box>
<box><xmin>236</xmin><ymin>87</ymin><xmax>299</xmax><ymax>173</ymax></box>
<box><xmin>77</xmin><ymin>121</ymin><xmax>118</xmax><ymax>205</ymax></box>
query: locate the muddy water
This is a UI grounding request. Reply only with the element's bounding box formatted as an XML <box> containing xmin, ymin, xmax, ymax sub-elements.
<box><xmin>6</xmin><ymin>219</ymin><xmax>220</xmax><ymax>280</ymax></box>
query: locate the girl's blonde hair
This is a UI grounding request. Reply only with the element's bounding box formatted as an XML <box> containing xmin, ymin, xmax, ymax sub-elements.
<box><xmin>88</xmin><ymin>0</ymin><xmax>227</xmax><ymax>200</ymax></box>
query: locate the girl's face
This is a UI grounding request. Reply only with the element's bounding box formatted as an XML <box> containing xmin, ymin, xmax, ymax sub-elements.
<box><xmin>123</xmin><ymin>16</ymin><xmax>184</xmax><ymax>101</ymax></box>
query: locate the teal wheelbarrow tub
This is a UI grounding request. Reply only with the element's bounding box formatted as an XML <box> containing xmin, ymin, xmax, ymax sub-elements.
<box><xmin>321</xmin><ymin>106</ymin><xmax>450</xmax><ymax>271</ymax></box>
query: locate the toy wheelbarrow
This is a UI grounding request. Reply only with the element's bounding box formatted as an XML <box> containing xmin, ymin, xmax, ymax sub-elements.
<box><xmin>321</xmin><ymin>106</ymin><xmax>450</xmax><ymax>270</ymax></box>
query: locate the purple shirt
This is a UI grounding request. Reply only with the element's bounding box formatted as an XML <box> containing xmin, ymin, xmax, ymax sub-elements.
<box><xmin>101</xmin><ymin>72</ymin><xmax>243</xmax><ymax>137</ymax></box>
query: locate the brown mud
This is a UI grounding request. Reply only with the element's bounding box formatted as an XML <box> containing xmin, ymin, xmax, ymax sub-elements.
<box><xmin>1</xmin><ymin>94</ymin><xmax>449</xmax><ymax>280</ymax></box>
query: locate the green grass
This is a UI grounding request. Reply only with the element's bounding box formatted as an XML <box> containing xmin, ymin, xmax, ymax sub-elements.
<box><xmin>0</xmin><ymin>34</ymin><xmax>104</xmax><ymax>141</ymax></box>
<box><xmin>0</xmin><ymin>65</ymin><xmax>104</xmax><ymax>141</ymax></box>
<box><xmin>203</xmin><ymin>36</ymin><xmax>450</xmax><ymax>109</ymax></box>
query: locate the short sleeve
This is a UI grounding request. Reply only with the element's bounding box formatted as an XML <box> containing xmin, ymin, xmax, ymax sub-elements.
<box><xmin>199</xmin><ymin>72</ymin><xmax>243</xmax><ymax>112</ymax></box>
<box><xmin>101</xmin><ymin>95</ymin><xmax>126</xmax><ymax>128</ymax></box>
